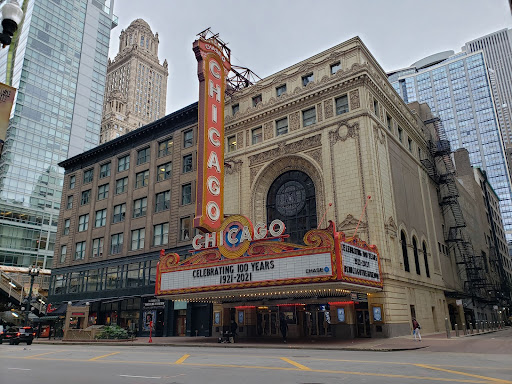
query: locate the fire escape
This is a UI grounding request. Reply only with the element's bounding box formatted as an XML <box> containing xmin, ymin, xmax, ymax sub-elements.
<box><xmin>421</xmin><ymin>117</ymin><xmax>490</xmax><ymax>302</ymax></box>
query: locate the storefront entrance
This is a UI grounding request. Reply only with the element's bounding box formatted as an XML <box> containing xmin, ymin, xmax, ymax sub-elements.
<box><xmin>257</xmin><ymin>307</ymin><xmax>279</xmax><ymax>336</ymax></box>
<box><xmin>356</xmin><ymin>309</ymin><xmax>371</xmax><ymax>337</ymax></box>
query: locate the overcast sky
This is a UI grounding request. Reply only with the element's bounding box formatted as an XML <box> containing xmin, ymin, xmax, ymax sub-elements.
<box><xmin>109</xmin><ymin>0</ymin><xmax>512</xmax><ymax>113</ymax></box>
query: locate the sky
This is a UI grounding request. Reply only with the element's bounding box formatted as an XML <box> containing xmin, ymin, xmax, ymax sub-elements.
<box><xmin>108</xmin><ymin>0</ymin><xmax>512</xmax><ymax>113</ymax></box>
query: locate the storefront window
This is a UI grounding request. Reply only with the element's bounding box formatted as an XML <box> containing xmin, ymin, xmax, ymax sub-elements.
<box><xmin>87</xmin><ymin>269</ymin><xmax>99</xmax><ymax>292</ymax></box>
<box><xmin>126</xmin><ymin>263</ymin><xmax>141</xmax><ymax>287</ymax></box>
<box><xmin>106</xmin><ymin>266</ymin><xmax>118</xmax><ymax>289</ymax></box>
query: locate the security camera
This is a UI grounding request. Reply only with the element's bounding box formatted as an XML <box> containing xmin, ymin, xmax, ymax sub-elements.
<box><xmin>0</xmin><ymin>0</ymin><xmax>23</xmax><ymax>47</ymax></box>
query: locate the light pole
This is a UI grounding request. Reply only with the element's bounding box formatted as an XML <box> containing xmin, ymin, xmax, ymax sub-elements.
<box><xmin>0</xmin><ymin>0</ymin><xmax>23</xmax><ymax>47</ymax></box>
<box><xmin>23</xmin><ymin>266</ymin><xmax>40</xmax><ymax>324</ymax></box>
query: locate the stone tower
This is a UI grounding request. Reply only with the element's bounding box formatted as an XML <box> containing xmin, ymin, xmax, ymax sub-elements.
<box><xmin>100</xmin><ymin>19</ymin><xmax>169</xmax><ymax>143</ymax></box>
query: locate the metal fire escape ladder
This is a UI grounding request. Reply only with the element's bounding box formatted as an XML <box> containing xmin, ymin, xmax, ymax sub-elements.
<box><xmin>422</xmin><ymin>117</ymin><xmax>487</xmax><ymax>300</ymax></box>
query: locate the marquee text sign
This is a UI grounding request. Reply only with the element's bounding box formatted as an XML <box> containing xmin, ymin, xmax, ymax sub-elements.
<box><xmin>160</xmin><ymin>252</ymin><xmax>333</xmax><ymax>292</ymax></box>
<box><xmin>193</xmin><ymin>38</ymin><xmax>231</xmax><ymax>232</ymax></box>
<box><xmin>339</xmin><ymin>240</ymin><xmax>381</xmax><ymax>284</ymax></box>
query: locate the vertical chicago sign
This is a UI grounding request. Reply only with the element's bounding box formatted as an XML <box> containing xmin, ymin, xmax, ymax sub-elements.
<box><xmin>193</xmin><ymin>37</ymin><xmax>231</xmax><ymax>232</ymax></box>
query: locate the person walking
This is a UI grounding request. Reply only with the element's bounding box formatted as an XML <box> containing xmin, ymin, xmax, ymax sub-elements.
<box><xmin>279</xmin><ymin>313</ymin><xmax>289</xmax><ymax>343</ymax></box>
<box><xmin>230</xmin><ymin>318</ymin><xmax>238</xmax><ymax>343</ymax></box>
<box><xmin>412</xmin><ymin>318</ymin><xmax>422</xmax><ymax>341</ymax></box>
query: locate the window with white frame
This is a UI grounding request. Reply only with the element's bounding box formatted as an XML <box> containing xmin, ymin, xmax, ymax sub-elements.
<box><xmin>153</xmin><ymin>223</ymin><xmax>169</xmax><ymax>246</ymax></box>
<box><xmin>92</xmin><ymin>238</ymin><xmax>104</xmax><ymax>258</ymax></box>
<box><xmin>111</xmin><ymin>233</ymin><xmax>123</xmax><ymax>254</ymax></box>
<box><xmin>100</xmin><ymin>162</ymin><xmax>111</xmax><ymax>178</ymax></box>
<box><xmin>78</xmin><ymin>214</ymin><xmax>89</xmax><ymax>232</ymax></box>
<box><xmin>97</xmin><ymin>184</ymin><xmax>109</xmax><ymax>200</ymax></box>
<box><xmin>113</xmin><ymin>203</ymin><xmax>126</xmax><ymax>223</ymax></box>
<box><xmin>131</xmin><ymin>228</ymin><xmax>145</xmax><ymax>250</ymax></box>
<box><xmin>75</xmin><ymin>241</ymin><xmax>86</xmax><ymax>260</ymax></box>
<box><xmin>95</xmin><ymin>209</ymin><xmax>107</xmax><ymax>227</ymax></box>
<box><xmin>60</xmin><ymin>245</ymin><xmax>67</xmax><ymax>263</ymax></box>
<box><xmin>63</xmin><ymin>219</ymin><xmax>70</xmax><ymax>235</ymax></box>
<box><xmin>135</xmin><ymin>170</ymin><xmax>149</xmax><ymax>188</ymax></box>
<box><xmin>133</xmin><ymin>197</ymin><xmax>147</xmax><ymax>218</ymax></box>
<box><xmin>155</xmin><ymin>191</ymin><xmax>170</xmax><ymax>212</ymax></box>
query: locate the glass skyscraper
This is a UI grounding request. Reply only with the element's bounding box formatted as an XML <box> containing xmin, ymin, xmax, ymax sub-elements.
<box><xmin>388</xmin><ymin>51</ymin><xmax>512</xmax><ymax>240</ymax></box>
<box><xmin>0</xmin><ymin>0</ymin><xmax>117</xmax><ymax>269</ymax></box>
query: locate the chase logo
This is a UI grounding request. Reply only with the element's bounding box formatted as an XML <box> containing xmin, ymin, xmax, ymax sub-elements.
<box><xmin>324</xmin><ymin>266</ymin><xmax>330</xmax><ymax>273</ymax></box>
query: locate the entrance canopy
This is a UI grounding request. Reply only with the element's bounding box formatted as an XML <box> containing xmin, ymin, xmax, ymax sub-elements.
<box><xmin>156</xmin><ymin>218</ymin><xmax>382</xmax><ymax>303</ymax></box>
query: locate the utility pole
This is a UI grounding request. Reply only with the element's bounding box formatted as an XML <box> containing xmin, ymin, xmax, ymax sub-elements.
<box><xmin>23</xmin><ymin>266</ymin><xmax>40</xmax><ymax>324</ymax></box>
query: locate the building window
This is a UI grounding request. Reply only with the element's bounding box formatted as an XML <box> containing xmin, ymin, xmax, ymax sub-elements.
<box><xmin>155</xmin><ymin>191</ymin><xmax>170</xmax><ymax>212</ymax></box>
<box><xmin>373</xmin><ymin>99</ymin><xmax>379</xmax><ymax>115</ymax></box>
<box><xmin>131</xmin><ymin>228</ymin><xmax>145</xmax><ymax>250</ymax></box>
<box><xmin>113</xmin><ymin>203</ymin><xmax>126</xmax><ymax>223</ymax></box>
<box><xmin>92</xmin><ymin>238</ymin><xmax>104</xmax><ymax>258</ymax></box>
<box><xmin>133</xmin><ymin>197</ymin><xmax>148</xmax><ymax>218</ymax></box>
<box><xmin>153</xmin><ymin>223</ymin><xmax>169</xmax><ymax>246</ymax></box>
<box><xmin>180</xmin><ymin>217</ymin><xmax>191</xmax><ymax>241</ymax></box>
<box><xmin>158</xmin><ymin>137</ymin><xmax>173</xmax><ymax>157</ymax></box>
<box><xmin>137</xmin><ymin>147</ymin><xmax>150</xmax><ymax>165</ymax></box>
<box><xmin>111</xmin><ymin>233</ymin><xmax>123</xmax><ymax>255</ymax></box>
<box><xmin>422</xmin><ymin>241</ymin><xmax>430</xmax><ymax>278</ymax></box>
<box><xmin>116</xmin><ymin>177</ymin><xmax>128</xmax><ymax>194</ymax></box>
<box><xmin>156</xmin><ymin>162</ymin><xmax>172</xmax><ymax>182</ymax></box>
<box><xmin>63</xmin><ymin>219</ymin><xmax>70</xmax><ymax>235</ymax></box>
<box><xmin>183</xmin><ymin>154</ymin><xmax>193</xmax><ymax>173</ymax></box>
<box><xmin>330</xmin><ymin>62</ymin><xmax>341</xmax><ymax>75</ymax></box>
<box><xmin>252</xmin><ymin>94</ymin><xmax>262</xmax><ymax>107</ymax></box>
<box><xmin>252</xmin><ymin>127</ymin><xmax>262</xmax><ymax>145</ymax></box>
<box><xmin>408</xmin><ymin>138</ymin><xmax>413</xmax><ymax>151</ymax></box>
<box><xmin>335</xmin><ymin>95</ymin><xmax>349</xmax><ymax>115</ymax></box>
<box><xmin>66</xmin><ymin>196</ymin><xmax>73</xmax><ymax>210</ymax></box>
<box><xmin>95</xmin><ymin>209</ymin><xmax>107</xmax><ymax>228</ymax></box>
<box><xmin>100</xmin><ymin>162</ymin><xmax>111</xmax><ymax>178</ymax></box>
<box><xmin>398</xmin><ymin>126</ymin><xmax>403</xmax><ymax>143</ymax></box>
<box><xmin>227</xmin><ymin>135</ymin><xmax>237</xmax><ymax>152</ymax></box>
<box><xmin>418</xmin><ymin>147</ymin><xmax>422</xmax><ymax>159</ymax></box>
<box><xmin>183</xmin><ymin>130</ymin><xmax>193</xmax><ymax>148</ymax></box>
<box><xmin>97</xmin><ymin>184</ymin><xmax>109</xmax><ymax>200</ymax></box>
<box><xmin>276</xmin><ymin>117</ymin><xmax>288</xmax><ymax>136</ymax></box>
<box><xmin>118</xmin><ymin>154</ymin><xmax>130</xmax><ymax>172</ymax></box>
<box><xmin>69</xmin><ymin>175</ymin><xmax>76</xmax><ymax>189</ymax></box>
<box><xmin>81</xmin><ymin>190</ymin><xmax>91</xmax><ymax>205</ymax></box>
<box><xmin>302</xmin><ymin>73</ymin><xmax>313</xmax><ymax>86</ymax></box>
<box><xmin>83</xmin><ymin>168</ymin><xmax>93</xmax><ymax>184</ymax></box>
<box><xmin>401</xmin><ymin>231</ymin><xmax>410</xmax><ymax>272</ymax></box>
<box><xmin>386</xmin><ymin>114</ymin><xmax>392</xmax><ymax>131</ymax></box>
<box><xmin>302</xmin><ymin>107</ymin><xmax>316</xmax><ymax>127</ymax></box>
<box><xmin>135</xmin><ymin>170</ymin><xmax>150</xmax><ymax>188</ymax></box>
<box><xmin>75</xmin><ymin>242</ymin><xmax>86</xmax><ymax>260</ymax></box>
<box><xmin>232</xmin><ymin>104</ymin><xmax>239</xmax><ymax>115</ymax></box>
<box><xmin>412</xmin><ymin>237</ymin><xmax>421</xmax><ymax>275</ymax></box>
<box><xmin>276</xmin><ymin>84</ymin><xmax>287</xmax><ymax>97</ymax></box>
<box><xmin>182</xmin><ymin>183</ymin><xmax>192</xmax><ymax>205</ymax></box>
<box><xmin>60</xmin><ymin>245</ymin><xmax>67</xmax><ymax>263</ymax></box>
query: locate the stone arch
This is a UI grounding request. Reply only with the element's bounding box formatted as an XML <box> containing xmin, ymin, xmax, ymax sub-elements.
<box><xmin>251</xmin><ymin>154</ymin><xmax>325</xmax><ymax>226</ymax></box>
<box><xmin>398</xmin><ymin>224</ymin><xmax>410</xmax><ymax>273</ymax></box>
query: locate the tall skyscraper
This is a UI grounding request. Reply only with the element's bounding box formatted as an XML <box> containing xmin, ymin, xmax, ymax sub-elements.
<box><xmin>388</xmin><ymin>50</ymin><xmax>512</xmax><ymax>240</ymax></box>
<box><xmin>464</xmin><ymin>29</ymin><xmax>512</xmax><ymax>147</ymax></box>
<box><xmin>100</xmin><ymin>19</ymin><xmax>168</xmax><ymax>143</ymax></box>
<box><xmin>0</xmin><ymin>0</ymin><xmax>117</xmax><ymax>269</ymax></box>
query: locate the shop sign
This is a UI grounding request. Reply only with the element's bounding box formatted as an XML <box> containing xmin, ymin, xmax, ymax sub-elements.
<box><xmin>143</xmin><ymin>298</ymin><xmax>165</xmax><ymax>308</ymax></box>
<box><xmin>341</xmin><ymin>242</ymin><xmax>380</xmax><ymax>283</ymax></box>
<box><xmin>160</xmin><ymin>252</ymin><xmax>333</xmax><ymax>292</ymax></box>
<box><xmin>193</xmin><ymin>37</ymin><xmax>231</xmax><ymax>232</ymax></box>
<box><xmin>71</xmin><ymin>312</ymin><xmax>85</xmax><ymax>316</ymax></box>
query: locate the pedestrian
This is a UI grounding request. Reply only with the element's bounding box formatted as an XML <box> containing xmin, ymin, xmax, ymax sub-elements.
<box><xmin>412</xmin><ymin>318</ymin><xmax>422</xmax><ymax>341</ymax></box>
<box><xmin>230</xmin><ymin>318</ymin><xmax>238</xmax><ymax>343</ymax></box>
<box><xmin>279</xmin><ymin>313</ymin><xmax>288</xmax><ymax>343</ymax></box>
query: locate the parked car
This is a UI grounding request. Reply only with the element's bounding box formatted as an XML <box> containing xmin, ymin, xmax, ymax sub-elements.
<box><xmin>4</xmin><ymin>326</ymin><xmax>35</xmax><ymax>345</ymax></box>
<box><xmin>0</xmin><ymin>325</ymin><xmax>5</xmax><ymax>344</ymax></box>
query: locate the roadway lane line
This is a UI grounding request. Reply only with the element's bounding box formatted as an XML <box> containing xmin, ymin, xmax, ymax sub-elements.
<box><xmin>280</xmin><ymin>357</ymin><xmax>311</xmax><ymax>370</ymax></box>
<box><xmin>415</xmin><ymin>364</ymin><xmax>512</xmax><ymax>384</ymax></box>
<box><xmin>8</xmin><ymin>368</ymin><xmax>31</xmax><ymax>371</ymax></box>
<box><xmin>119</xmin><ymin>375</ymin><xmax>161</xmax><ymax>379</ymax></box>
<box><xmin>24</xmin><ymin>350</ymin><xmax>64</xmax><ymax>359</ymax></box>
<box><xmin>88</xmin><ymin>351</ymin><xmax>120</xmax><ymax>361</ymax></box>
<box><xmin>174</xmin><ymin>354</ymin><xmax>190</xmax><ymax>364</ymax></box>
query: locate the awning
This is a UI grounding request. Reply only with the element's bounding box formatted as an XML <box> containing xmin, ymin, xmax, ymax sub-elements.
<box><xmin>32</xmin><ymin>315</ymin><xmax>61</xmax><ymax>322</ymax></box>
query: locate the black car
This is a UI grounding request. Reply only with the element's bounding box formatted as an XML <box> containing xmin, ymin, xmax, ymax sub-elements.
<box><xmin>4</xmin><ymin>326</ymin><xmax>35</xmax><ymax>345</ymax></box>
<box><xmin>0</xmin><ymin>325</ymin><xmax>5</xmax><ymax>344</ymax></box>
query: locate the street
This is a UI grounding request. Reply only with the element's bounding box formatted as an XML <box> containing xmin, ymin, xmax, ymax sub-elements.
<box><xmin>1</xmin><ymin>330</ymin><xmax>511</xmax><ymax>384</ymax></box>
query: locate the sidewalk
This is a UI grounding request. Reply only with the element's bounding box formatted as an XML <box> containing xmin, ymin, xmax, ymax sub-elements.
<box><xmin>33</xmin><ymin>327</ymin><xmax>506</xmax><ymax>352</ymax></box>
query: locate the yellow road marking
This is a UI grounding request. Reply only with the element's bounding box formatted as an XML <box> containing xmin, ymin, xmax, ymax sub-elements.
<box><xmin>416</xmin><ymin>364</ymin><xmax>512</xmax><ymax>384</ymax></box>
<box><xmin>88</xmin><ymin>352</ymin><xmax>120</xmax><ymax>361</ymax></box>
<box><xmin>174</xmin><ymin>354</ymin><xmax>190</xmax><ymax>364</ymax></box>
<box><xmin>280</xmin><ymin>357</ymin><xmax>311</xmax><ymax>370</ymax></box>
<box><xmin>24</xmin><ymin>350</ymin><xmax>63</xmax><ymax>359</ymax></box>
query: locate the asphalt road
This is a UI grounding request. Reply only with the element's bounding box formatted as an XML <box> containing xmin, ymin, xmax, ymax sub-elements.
<box><xmin>1</xmin><ymin>333</ymin><xmax>511</xmax><ymax>384</ymax></box>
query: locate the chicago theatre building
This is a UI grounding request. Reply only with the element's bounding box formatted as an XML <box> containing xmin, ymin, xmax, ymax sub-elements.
<box><xmin>50</xmin><ymin>36</ymin><xmax>507</xmax><ymax>339</ymax></box>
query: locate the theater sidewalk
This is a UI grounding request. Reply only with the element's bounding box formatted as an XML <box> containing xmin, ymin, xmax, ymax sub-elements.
<box><xmin>33</xmin><ymin>327</ymin><xmax>509</xmax><ymax>352</ymax></box>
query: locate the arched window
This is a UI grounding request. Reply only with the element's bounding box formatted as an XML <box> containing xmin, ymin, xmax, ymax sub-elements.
<box><xmin>266</xmin><ymin>170</ymin><xmax>317</xmax><ymax>244</ymax></box>
<box><xmin>141</xmin><ymin>35</ymin><xmax>144</xmax><ymax>47</ymax></box>
<box><xmin>412</xmin><ymin>237</ymin><xmax>421</xmax><ymax>275</ymax></box>
<box><xmin>401</xmin><ymin>231</ymin><xmax>410</xmax><ymax>272</ymax></box>
<box><xmin>422</xmin><ymin>241</ymin><xmax>430</xmax><ymax>278</ymax></box>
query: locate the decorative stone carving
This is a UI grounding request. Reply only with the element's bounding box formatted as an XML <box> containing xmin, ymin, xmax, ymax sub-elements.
<box><xmin>349</xmin><ymin>89</ymin><xmax>360</xmax><ymax>110</ymax></box>
<box><xmin>317</xmin><ymin>103</ymin><xmax>323</xmax><ymax>122</ymax></box>
<box><xmin>250</xmin><ymin>164</ymin><xmax>264</xmax><ymax>185</ymax></box>
<box><xmin>329</xmin><ymin>120</ymin><xmax>359</xmax><ymax>144</ymax></box>
<box><xmin>225</xmin><ymin>159</ymin><xmax>243</xmax><ymax>175</ymax></box>
<box><xmin>289</xmin><ymin>111</ymin><xmax>300</xmax><ymax>131</ymax></box>
<box><xmin>324</xmin><ymin>100</ymin><xmax>333</xmax><ymax>119</ymax></box>
<box><xmin>263</xmin><ymin>121</ymin><xmax>274</xmax><ymax>140</ymax></box>
<box><xmin>236</xmin><ymin>131</ymin><xmax>244</xmax><ymax>148</ymax></box>
<box><xmin>373</xmin><ymin>125</ymin><xmax>386</xmax><ymax>145</ymax></box>
<box><xmin>249</xmin><ymin>134</ymin><xmax>322</xmax><ymax>166</ymax></box>
<box><xmin>385</xmin><ymin>216</ymin><xmax>398</xmax><ymax>238</ymax></box>
<box><xmin>306</xmin><ymin>148</ymin><xmax>323</xmax><ymax>168</ymax></box>
<box><xmin>338</xmin><ymin>213</ymin><xmax>367</xmax><ymax>235</ymax></box>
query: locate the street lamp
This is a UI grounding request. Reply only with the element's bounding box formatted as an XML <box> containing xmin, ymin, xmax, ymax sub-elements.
<box><xmin>24</xmin><ymin>266</ymin><xmax>40</xmax><ymax>324</ymax></box>
<box><xmin>0</xmin><ymin>0</ymin><xmax>23</xmax><ymax>47</ymax></box>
